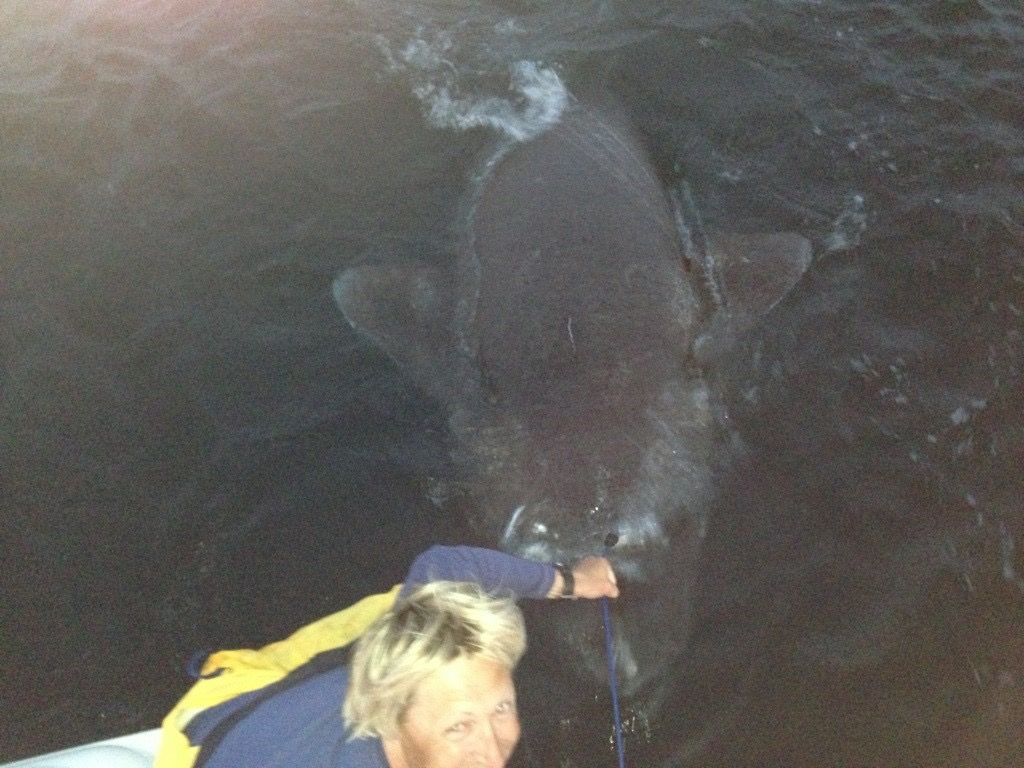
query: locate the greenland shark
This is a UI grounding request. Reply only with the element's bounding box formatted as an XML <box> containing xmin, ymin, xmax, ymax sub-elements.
<box><xmin>333</xmin><ymin>90</ymin><xmax>811</xmax><ymax>700</ymax></box>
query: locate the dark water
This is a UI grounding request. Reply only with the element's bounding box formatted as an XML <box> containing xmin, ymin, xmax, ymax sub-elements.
<box><xmin>2</xmin><ymin>0</ymin><xmax>1022</xmax><ymax>765</ymax></box>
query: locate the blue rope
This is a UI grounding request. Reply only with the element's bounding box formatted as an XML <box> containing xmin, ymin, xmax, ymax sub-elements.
<box><xmin>602</xmin><ymin>596</ymin><xmax>626</xmax><ymax>768</ymax></box>
<box><xmin>601</xmin><ymin>530</ymin><xmax>626</xmax><ymax>768</ymax></box>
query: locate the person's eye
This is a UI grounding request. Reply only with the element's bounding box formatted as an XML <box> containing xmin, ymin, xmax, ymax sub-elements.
<box><xmin>445</xmin><ymin>721</ymin><xmax>471</xmax><ymax>738</ymax></box>
<box><xmin>494</xmin><ymin>700</ymin><xmax>516</xmax><ymax>716</ymax></box>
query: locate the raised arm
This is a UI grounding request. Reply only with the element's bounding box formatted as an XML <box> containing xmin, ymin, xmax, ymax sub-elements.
<box><xmin>400</xmin><ymin>545</ymin><xmax>618</xmax><ymax>601</ymax></box>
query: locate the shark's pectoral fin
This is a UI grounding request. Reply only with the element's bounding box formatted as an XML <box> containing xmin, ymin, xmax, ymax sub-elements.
<box><xmin>332</xmin><ymin>263</ymin><xmax>458</xmax><ymax>400</ymax></box>
<box><xmin>707</xmin><ymin>232</ymin><xmax>812</xmax><ymax>319</ymax></box>
<box><xmin>695</xmin><ymin>232</ymin><xmax>812</xmax><ymax>364</ymax></box>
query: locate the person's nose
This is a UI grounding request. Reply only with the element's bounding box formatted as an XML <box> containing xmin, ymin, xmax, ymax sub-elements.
<box><xmin>475</xmin><ymin>721</ymin><xmax>507</xmax><ymax>768</ymax></box>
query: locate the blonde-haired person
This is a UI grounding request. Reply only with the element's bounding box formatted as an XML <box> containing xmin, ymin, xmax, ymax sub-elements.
<box><xmin>188</xmin><ymin>545</ymin><xmax>618</xmax><ymax>768</ymax></box>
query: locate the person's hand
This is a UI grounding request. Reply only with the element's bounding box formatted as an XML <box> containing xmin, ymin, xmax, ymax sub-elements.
<box><xmin>570</xmin><ymin>556</ymin><xmax>619</xmax><ymax>599</ymax></box>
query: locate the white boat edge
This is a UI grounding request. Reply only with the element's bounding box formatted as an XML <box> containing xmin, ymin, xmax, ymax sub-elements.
<box><xmin>1</xmin><ymin>729</ymin><xmax>160</xmax><ymax>768</ymax></box>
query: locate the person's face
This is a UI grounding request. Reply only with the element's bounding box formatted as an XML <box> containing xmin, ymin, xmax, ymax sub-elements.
<box><xmin>384</xmin><ymin>655</ymin><xmax>521</xmax><ymax>768</ymax></box>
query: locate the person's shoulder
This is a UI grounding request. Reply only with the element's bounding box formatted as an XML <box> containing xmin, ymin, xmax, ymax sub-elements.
<box><xmin>333</xmin><ymin>734</ymin><xmax>388</xmax><ymax>768</ymax></box>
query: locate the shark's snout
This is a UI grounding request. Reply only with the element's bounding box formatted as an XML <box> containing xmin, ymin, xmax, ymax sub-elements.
<box><xmin>501</xmin><ymin>501</ymin><xmax>667</xmax><ymax>583</ymax></box>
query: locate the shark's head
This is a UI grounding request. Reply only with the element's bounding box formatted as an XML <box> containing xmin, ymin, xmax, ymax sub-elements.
<box><xmin>451</xmin><ymin>377</ymin><xmax>716</xmax><ymax>698</ymax></box>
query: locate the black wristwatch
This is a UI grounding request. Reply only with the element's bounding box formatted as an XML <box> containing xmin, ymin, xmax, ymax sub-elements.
<box><xmin>554</xmin><ymin>563</ymin><xmax>575</xmax><ymax>598</ymax></box>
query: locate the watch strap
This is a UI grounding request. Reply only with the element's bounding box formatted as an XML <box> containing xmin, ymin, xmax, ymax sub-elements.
<box><xmin>554</xmin><ymin>563</ymin><xmax>575</xmax><ymax>598</ymax></box>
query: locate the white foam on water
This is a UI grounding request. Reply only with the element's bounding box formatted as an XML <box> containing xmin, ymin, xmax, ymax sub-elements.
<box><xmin>378</xmin><ymin>30</ymin><xmax>568</xmax><ymax>142</ymax></box>
<box><xmin>414</xmin><ymin>60</ymin><xmax>567</xmax><ymax>142</ymax></box>
<box><xmin>825</xmin><ymin>192</ymin><xmax>868</xmax><ymax>252</ymax></box>
<box><xmin>998</xmin><ymin>521</ymin><xmax>1022</xmax><ymax>591</ymax></box>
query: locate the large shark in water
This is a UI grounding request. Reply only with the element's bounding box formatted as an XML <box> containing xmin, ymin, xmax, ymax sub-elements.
<box><xmin>333</xmin><ymin>90</ymin><xmax>811</xmax><ymax>702</ymax></box>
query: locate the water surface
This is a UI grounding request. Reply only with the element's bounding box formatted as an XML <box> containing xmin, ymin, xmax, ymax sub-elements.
<box><xmin>2</xmin><ymin>1</ymin><xmax>1022</xmax><ymax>764</ymax></box>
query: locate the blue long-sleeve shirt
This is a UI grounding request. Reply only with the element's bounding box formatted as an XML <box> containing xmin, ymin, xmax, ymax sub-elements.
<box><xmin>187</xmin><ymin>546</ymin><xmax>556</xmax><ymax>768</ymax></box>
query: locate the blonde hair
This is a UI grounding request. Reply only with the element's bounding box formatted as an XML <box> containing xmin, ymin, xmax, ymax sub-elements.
<box><xmin>343</xmin><ymin>581</ymin><xmax>526</xmax><ymax>740</ymax></box>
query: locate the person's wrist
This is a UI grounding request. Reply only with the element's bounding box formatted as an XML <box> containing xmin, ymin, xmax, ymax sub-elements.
<box><xmin>554</xmin><ymin>563</ymin><xmax>575</xmax><ymax>598</ymax></box>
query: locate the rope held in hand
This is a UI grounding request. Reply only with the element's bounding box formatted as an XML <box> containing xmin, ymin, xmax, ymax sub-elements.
<box><xmin>601</xmin><ymin>532</ymin><xmax>626</xmax><ymax>768</ymax></box>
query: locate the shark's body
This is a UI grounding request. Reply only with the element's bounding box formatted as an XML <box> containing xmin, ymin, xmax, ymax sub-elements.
<box><xmin>334</xmin><ymin>91</ymin><xmax>811</xmax><ymax>697</ymax></box>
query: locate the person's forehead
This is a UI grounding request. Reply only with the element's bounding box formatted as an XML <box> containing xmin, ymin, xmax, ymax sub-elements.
<box><xmin>412</xmin><ymin>657</ymin><xmax>515</xmax><ymax>708</ymax></box>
